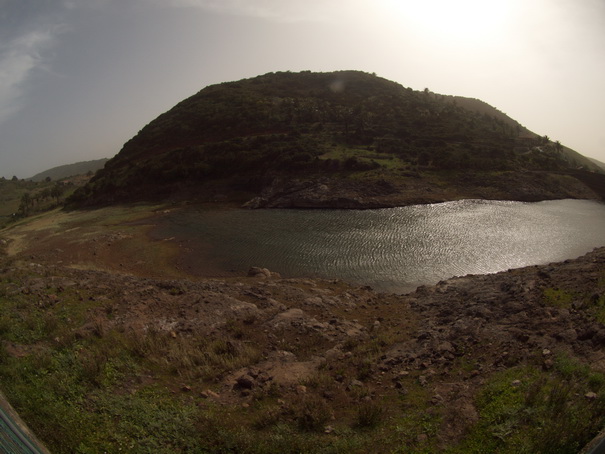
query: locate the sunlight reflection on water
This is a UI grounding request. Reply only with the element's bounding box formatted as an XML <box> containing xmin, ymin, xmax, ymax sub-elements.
<box><xmin>158</xmin><ymin>199</ymin><xmax>605</xmax><ymax>293</ymax></box>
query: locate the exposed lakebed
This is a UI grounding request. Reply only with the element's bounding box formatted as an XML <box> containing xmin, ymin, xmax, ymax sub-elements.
<box><xmin>155</xmin><ymin>199</ymin><xmax>605</xmax><ymax>293</ymax></box>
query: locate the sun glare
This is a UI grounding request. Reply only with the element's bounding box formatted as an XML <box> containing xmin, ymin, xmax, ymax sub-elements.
<box><xmin>389</xmin><ymin>0</ymin><xmax>514</xmax><ymax>47</ymax></box>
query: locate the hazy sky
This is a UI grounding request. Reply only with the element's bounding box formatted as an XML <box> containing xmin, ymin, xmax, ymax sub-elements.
<box><xmin>1</xmin><ymin>0</ymin><xmax>604</xmax><ymax>178</ymax></box>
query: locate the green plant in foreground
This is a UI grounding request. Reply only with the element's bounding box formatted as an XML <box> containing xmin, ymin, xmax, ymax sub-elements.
<box><xmin>449</xmin><ymin>361</ymin><xmax>605</xmax><ymax>454</ymax></box>
<box><xmin>354</xmin><ymin>401</ymin><xmax>386</xmax><ymax>429</ymax></box>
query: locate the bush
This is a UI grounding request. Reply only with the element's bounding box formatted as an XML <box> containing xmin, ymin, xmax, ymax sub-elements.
<box><xmin>354</xmin><ymin>401</ymin><xmax>385</xmax><ymax>429</ymax></box>
<box><xmin>290</xmin><ymin>395</ymin><xmax>333</xmax><ymax>432</ymax></box>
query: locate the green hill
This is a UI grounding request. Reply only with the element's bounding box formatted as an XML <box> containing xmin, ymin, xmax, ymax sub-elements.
<box><xmin>68</xmin><ymin>70</ymin><xmax>604</xmax><ymax>207</ymax></box>
<box><xmin>29</xmin><ymin>158</ymin><xmax>108</xmax><ymax>182</ymax></box>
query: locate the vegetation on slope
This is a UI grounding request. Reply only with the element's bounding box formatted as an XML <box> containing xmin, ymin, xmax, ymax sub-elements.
<box><xmin>29</xmin><ymin>158</ymin><xmax>108</xmax><ymax>182</ymax></box>
<box><xmin>68</xmin><ymin>71</ymin><xmax>603</xmax><ymax>207</ymax></box>
<box><xmin>0</xmin><ymin>177</ymin><xmax>76</xmax><ymax>228</ymax></box>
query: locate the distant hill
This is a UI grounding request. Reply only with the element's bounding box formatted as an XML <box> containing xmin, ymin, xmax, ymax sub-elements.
<box><xmin>30</xmin><ymin>158</ymin><xmax>108</xmax><ymax>182</ymax></box>
<box><xmin>68</xmin><ymin>70</ymin><xmax>605</xmax><ymax>207</ymax></box>
<box><xmin>589</xmin><ymin>157</ymin><xmax>605</xmax><ymax>172</ymax></box>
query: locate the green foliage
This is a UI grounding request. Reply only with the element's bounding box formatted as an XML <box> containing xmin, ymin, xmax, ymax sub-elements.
<box><xmin>0</xmin><ymin>177</ymin><xmax>75</xmax><ymax>225</ymax></box>
<box><xmin>543</xmin><ymin>279</ymin><xmax>605</xmax><ymax>323</ymax></box>
<box><xmin>354</xmin><ymin>401</ymin><xmax>386</xmax><ymax>429</ymax></box>
<box><xmin>543</xmin><ymin>287</ymin><xmax>575</xmax><ymax>308</ymax></box>
<box><xmin>449</xmin><ymin>363</ymin><xmax>605</xmax><ymax>453</ymax></box>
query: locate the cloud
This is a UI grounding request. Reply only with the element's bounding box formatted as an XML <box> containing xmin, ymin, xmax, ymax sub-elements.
<box><xmin>0</xmin><ymin>0</ymin><xmax>74</xmax><ymax>126</ymax></box>
<box><xmin>0</xmin><ymin>29</ymin><xmax>58</xmax><ymax>124</ymax></box>
<box><xmin>153</xmin><ymin>0</ymin><xmax>361</xmax><ymax>23</ymax></box>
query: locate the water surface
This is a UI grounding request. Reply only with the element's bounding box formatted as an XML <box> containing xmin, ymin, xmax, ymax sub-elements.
<box><xmin>156</xmin><ymin>199</ymin><xmax>605</xmax><ymax>293</ymax></box>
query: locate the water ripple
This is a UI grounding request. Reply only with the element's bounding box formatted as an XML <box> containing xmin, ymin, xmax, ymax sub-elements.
<box><xmin>158</xmin><ymin>199</ymin><xmax>605</xmax><ymax>293</ymax></box>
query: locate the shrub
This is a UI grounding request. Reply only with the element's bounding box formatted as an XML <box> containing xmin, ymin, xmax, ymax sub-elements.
<box><xmin>354</xmin><ymin>401</ymin><xmax>385</xmax><ymax>429</ymax></box>
<box><xmin>290</xmin><ymin>395</ymin><xmax>333</xmax><ymax>432</ymax></box>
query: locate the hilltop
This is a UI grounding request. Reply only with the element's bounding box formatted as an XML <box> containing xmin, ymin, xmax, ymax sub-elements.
<box><xmin>68</xmin><ymin>70</ymin><xmax>605</xmax><ymax>208</ymax></box>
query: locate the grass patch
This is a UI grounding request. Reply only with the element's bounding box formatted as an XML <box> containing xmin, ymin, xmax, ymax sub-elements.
<box><xmin>543</xmin><ymin>280</ymin><xmax>605</xmax><ymax>324</ymax></box>
<box><xmin>354</xmin><ymin>401</ymin><xmax>386</xmax><ymax>429</ymax></box>
<box><xmin>448</xmin><ymin>362</ymin><xmax>605</xmax><ymax>453</ymax></box>
<box><xmin>319</xmin><ymin>145</ymin><xmax>409</xmax><ymax>173</ymax></box>
<box><xmin>543</xmin><ymin>287</ymin><xmax>574</xmax><ymax>308</ymax></box>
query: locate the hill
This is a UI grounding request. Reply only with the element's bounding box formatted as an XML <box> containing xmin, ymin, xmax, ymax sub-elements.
<box><xmin>68</xmin><ymin>71</ymin><xmax>605</xmax><ymax>207</ymax></box>
<box><xmin>590</xmin><ymin>157</ymin><xmax>605</xmax><ymax>172</ymax></box>
<box><xmin>29</xmin><ymin>158</ymin><xmax>108</xmax><ymax>182</ymax></box>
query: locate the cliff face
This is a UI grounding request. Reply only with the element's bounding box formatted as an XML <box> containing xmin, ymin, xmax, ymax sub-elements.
<box><xmin>67</xmin><ymin>70</ymin><xmax>604</xmax><ymax>207</ymax></box>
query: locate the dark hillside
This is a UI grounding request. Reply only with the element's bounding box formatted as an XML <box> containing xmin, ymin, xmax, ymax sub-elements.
<box><xmin>68</xmin><ymin>70</ymin><xmax>604</xmax><ymax>207</ymax></box>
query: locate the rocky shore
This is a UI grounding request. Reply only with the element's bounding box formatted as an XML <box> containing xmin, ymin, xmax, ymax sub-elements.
<box><xmin>1</xmin><ymin>206</ymin><xmax>604</xmax><ymax>452</ymax></box>
<box><xmin>242</xmin><ymin>171</ymin><xmax>604</xmax><ymax>209</ymax></box>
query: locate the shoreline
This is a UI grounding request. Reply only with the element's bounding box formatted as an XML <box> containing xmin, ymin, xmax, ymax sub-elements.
<box><xmin>1</xmin><ymin>203</ymin><xmax>605</xmax><ymax>451</ymax></box>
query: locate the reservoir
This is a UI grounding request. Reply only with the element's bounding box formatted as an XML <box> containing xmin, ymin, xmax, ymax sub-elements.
<box><xmin>156</xmin><ymin>199</ymin><xmax>605</xmax><ymax>293</ymax></box>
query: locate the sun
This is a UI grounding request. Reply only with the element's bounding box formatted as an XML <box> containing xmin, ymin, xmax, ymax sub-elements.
<box><xmin>388</xmin><ymin>0</ymin><xmax>514</xmax><ymax>47</ymax></box>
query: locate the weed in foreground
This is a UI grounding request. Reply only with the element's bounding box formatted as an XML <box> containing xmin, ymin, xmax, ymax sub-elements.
<box><xmin>448</xmin><ymin>362</ymin><xmax>605</xmax><ymax>453</ymax></box>
<box><xmin>354</xmin><ymin>401</ymin><xmax>386</xmax><ymax>429</ymax></box>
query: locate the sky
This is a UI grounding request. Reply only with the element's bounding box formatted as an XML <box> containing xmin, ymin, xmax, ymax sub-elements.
<box><xmin>0</xmin><ymin>0</ymin><xmax>604</xmax><ymax>178</ymax></box>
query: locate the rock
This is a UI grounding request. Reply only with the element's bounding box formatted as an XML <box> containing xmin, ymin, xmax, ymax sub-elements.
<box><xmin>200</xmin><ymin>390</ymin><xmax>220</xmax><ymax>399</ymax></box>
<box><xmin>325</xmin><ymin>347</ymin><xmax>343</xmax><ymax>362</ymax></box>
<box><xmin>269</xmin><ymin>308</ymin><xmax>306</xmax><ymax>328</ymax></box>
<box><xmin>437</xmin><ymin>341</ymin><xmax>454</xmax><ymax>354</ymax></box>
<box><xmin>241</xmin><ymin>197</ymin><xmax>266</xmax><ymax>209</ymax></box>
<box><xmin>592</xmin><ymin>329</ymin><xmax>605</xmax><ymax>346</ymax></box>
<box><xmin>431</xmin><ymin>394</ymin><xmax>444</xmax><ymax>405</ymax></box>
<box><xmin>247</xmin><ymin>267</ymin><xmax>272</xmax><ymax>278</ymax></box>
<box><xmin>235</xmin><ymin>375</ymin><xmax>255</xmax><ymax>390</ymax></box>
<box><xmin>553</xmin><ymin>328</ymin><xmax>577</xmax><ymax>342</ymax></box>
<box><xmin>304</xmin><ymin>296</ymin><xmax>323</xmax><ymax>306</ymax></box>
